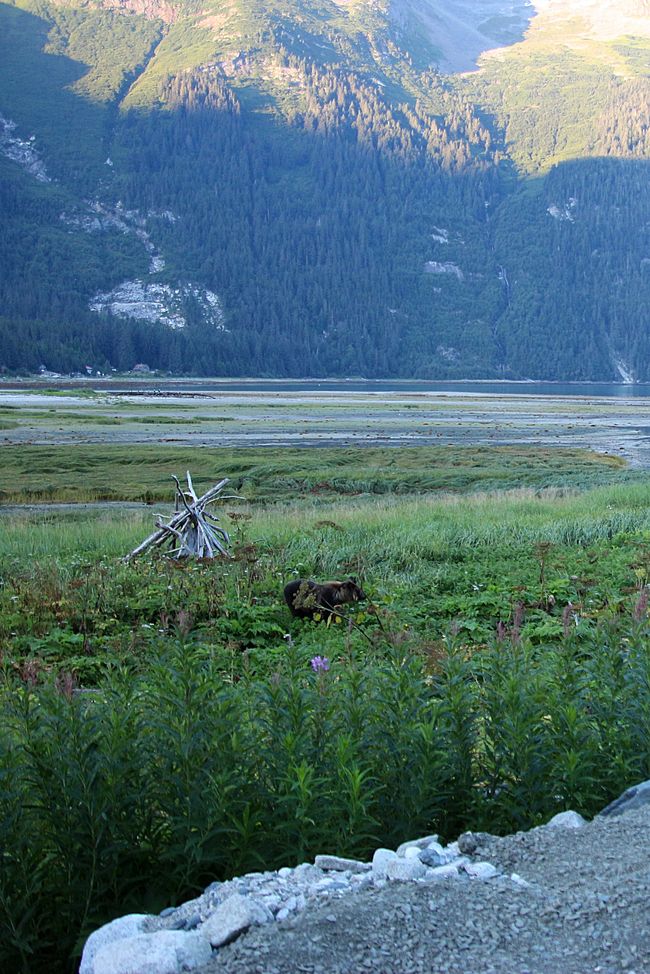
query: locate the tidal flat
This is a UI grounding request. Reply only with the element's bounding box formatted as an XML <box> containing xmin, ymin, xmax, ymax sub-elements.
<box><xmin>4</xmin><ymin>380</ymin><xmax>650</xmax><ymax>504</ymax></box>
<box><xmin>2</xmin><ymin>382</ymin><xmax>650</xmax><ymax>464</ymax></box>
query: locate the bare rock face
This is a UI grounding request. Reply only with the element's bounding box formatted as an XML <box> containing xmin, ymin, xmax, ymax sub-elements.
<box><xmin>390</xmin><ymin>0</ymin><xmax>650</xmax><ymax>76</ymax></box>
<box><xmin>389</xmin><ymin>0</ymin><xmax>536</xmax><ymax>73</ymax></box>
<box><xmin>89</xmin><ymin>280</ymin><xmax>226</xmax><ymax>331</ymax></box>
<box><xmin>0</xmin><ymin>115</ymin><xmax>50</xmax><ymax>183</ymax></box>
<box><xmin>424</xmin><ymin>261</ymin><xmax>464</xmax><ymax>281</ymax></box>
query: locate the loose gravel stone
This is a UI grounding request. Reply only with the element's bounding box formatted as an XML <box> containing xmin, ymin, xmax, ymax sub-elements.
<box><xmin>371</xmin><ymin>848</ymin><xmax>398</xmax><ymax>879</ymax></box>
<box><xmin>462</xmin><ymin>862</ymin><xmax>499</xmax><ymax>880</ymax></box>
<box><xmin>457</xmin><ymin>831</ymin><xmax>478</xmax><ymax>855</ymax></box>
<box><xmin>313</xmin><ymin>855</ymin><xmax>370</xmax><ymax>874</ymax></box>
<box><xmin>599</xmin><ymin>779</ymin><xmax>650</xmax><ymax>817</ymax></box>
<box><xmin>396</xmin><ymin>836</ymin><xmax>438</xmax><ymax>857</ymax></box>
<box><xmin>545</xmin><ymin>810</ymin><xmax>587</xmax><ymax>829</ymax></box>
<box><xmin>200</xmin><ymin>801</ymin><xmax>650</xmax><ymax>974</ymax></box>
<box><xmin>80</xmin><ymin>915</ymin><xmax>150</xmax><ymax>974</ymax></box>
<box><xmin>201</xmin><ymin>895</ymin><xmax>271</xmax><ymax>947</ymax></box>
<box><xmin>418</xmin><ymin>848</ymin><xmax>447</xmax><ymax>868</ymax></box>
<box><xmin>93</xmin><ymin>931</ymin><xmax>211</xmax><ymax>974</ymax></box>
<box><xmin>386</xmin><ymin>857</ymin><xmax>427</xmax><ymax>882</ymax></box>
<box><xmin>510</xmin><ymin>873</ymin><xmax>531</xmax><ymax>888</ymax></box>
<box><xmin>294</xmin><ymin>864</ymin><xmax>323</xmax><ymax>882</ymax></box>
<box><xmin>424</xmin><ymin>864</ymin><xmax>461</xmax><ymax>881</ymax></box>
<box><xmin>184</xmin><ymin>913</ymin><xmax>201</xmax><ymax>931</ymax></box>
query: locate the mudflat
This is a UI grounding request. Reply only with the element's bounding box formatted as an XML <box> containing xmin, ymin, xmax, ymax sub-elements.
<box><xmin>2</xmin><ymin>383</ymin><xmax>650</xmax><ymax>465</ymax></box>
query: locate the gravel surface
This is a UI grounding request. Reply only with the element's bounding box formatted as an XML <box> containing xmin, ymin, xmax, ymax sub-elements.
<box><xmin>200</xmin><ymin>807</ymin><xmax>650</xmax><ymax>974</ymax></box>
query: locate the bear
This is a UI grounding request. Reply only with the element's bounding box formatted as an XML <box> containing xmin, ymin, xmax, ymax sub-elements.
<box><xmin>283</xmin><ymin>578</ymin><xmax>367</xmax><ymax>620</ymax></box>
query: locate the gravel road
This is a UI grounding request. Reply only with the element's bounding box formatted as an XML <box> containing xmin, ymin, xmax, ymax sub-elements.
<box><xmin>202</xmin><ymin>806</ymin><xmax>650</xmax><ymax>974</ymax></box>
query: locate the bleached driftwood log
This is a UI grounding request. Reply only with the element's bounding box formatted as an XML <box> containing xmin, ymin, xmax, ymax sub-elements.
<box><xmin>125</xmin><ymin>472</ymin><xmax>237</xmax><ymax>562</ymax></box>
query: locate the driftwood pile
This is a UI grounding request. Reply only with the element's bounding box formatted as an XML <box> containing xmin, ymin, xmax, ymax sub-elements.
<box><xmin>126</xmin><ymin>472</ymin><xmax>235</xmax><ymax>562</ymax></box>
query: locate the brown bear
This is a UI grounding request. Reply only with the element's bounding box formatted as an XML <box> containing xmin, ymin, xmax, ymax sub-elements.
<box><xmin>283</xmin><ymin>578</ymin><xmax>367</xmax><ymax>620</ymax></box>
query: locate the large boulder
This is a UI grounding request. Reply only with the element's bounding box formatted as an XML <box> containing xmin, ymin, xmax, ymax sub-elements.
<box><xmin>79</xmin><ymin>915</ymin><xmax>149</xmax><ymax>974</ymax></box>
<box><xmin>93</xmin><ymin>931</ymin><xmax>211</xmax><ymax>974</ymax></box>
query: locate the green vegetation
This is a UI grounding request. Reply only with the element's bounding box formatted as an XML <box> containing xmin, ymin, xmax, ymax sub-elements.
<box><xmin>0</xmin><ymin>443</ymin><xmax>628</xmax><ymax>503</ymax></box>
<box><xmin>3</xmin><ymin>475</ymin><xmax>650</xmax><ymax>971</ymax></box>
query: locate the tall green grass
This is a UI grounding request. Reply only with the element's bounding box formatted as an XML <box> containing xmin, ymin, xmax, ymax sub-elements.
<box><xmin>0</xmin><ymin>443</ymin><xmax>629</xmax><ymax>504</ymax></box>
<box><xmin>3</xmin><ymin>482</ymin><xmax>650</xmax><ymax>674</ymax></box>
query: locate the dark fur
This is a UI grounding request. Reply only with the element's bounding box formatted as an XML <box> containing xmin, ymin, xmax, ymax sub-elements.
<box><xmin>284</xmin><ymin>578</ymin><xmax>367</xmax><ymax>620</ymax></box>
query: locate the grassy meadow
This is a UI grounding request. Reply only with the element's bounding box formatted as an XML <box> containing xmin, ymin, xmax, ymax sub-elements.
<box><xmin>0</xmin><ymin>441</ymin><xmax>629</xmax><ymax>503</ymax></box>
<box><xmin>2</xmin><ymin>441</ymin><xmax>650</xmax><ymax>972</ymax></box>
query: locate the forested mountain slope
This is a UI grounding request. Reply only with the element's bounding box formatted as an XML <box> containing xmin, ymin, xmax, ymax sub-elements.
<box><xmin>0</xmin><ymin>0</ymin><xmax>648</xmax><ymax>379</ymax></box>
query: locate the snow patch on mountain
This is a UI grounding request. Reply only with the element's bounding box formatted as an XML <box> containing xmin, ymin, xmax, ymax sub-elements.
<box><xmin>0</xmin><ymin>115</ymin><xmax>50</xmax><ymax>182</ymax></box>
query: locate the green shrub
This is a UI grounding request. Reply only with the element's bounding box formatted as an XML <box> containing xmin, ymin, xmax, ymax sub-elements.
<box><xmin>3</xmin><ymin>623</ymin><xmax>650</xmax><ymax>974</ymax></box>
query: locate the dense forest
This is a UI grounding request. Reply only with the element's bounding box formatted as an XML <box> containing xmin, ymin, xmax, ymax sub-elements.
<box><xmin>0</xmin><ymin>0</ymin><xmax>648</xmax><ymax>378</ymax></box>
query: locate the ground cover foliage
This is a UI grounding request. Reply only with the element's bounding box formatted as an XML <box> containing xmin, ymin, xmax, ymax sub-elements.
<box><xmin>3</xmin><ymin>478</ymin><xmax>650</xmax><ymax>971</ymax></box>
<box><xmin>0</xmin><ymin>442</ymin><xmax>627</xmax><ymax>504</ymax></box>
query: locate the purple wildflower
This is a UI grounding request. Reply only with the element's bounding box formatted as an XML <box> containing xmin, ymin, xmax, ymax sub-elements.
<box><xmin>310</xmin><ymin>655</ymin><xmax>330</xmax><ymax>673</ymax></box>
<box><xmin>511</xmin><ymin>601</ymin><xmax>525</xmax><ymax>644</ymax></box>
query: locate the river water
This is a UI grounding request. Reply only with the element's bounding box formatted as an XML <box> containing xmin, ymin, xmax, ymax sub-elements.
<box><xmin>152</xmin><ymin>380</ymin><xmax>650</xmax><ymax>399</ymax></box>
<box><xmin>7</xmin><ymin>378</ymin><xmax>650</xmax><ymax>398</ymax></box>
